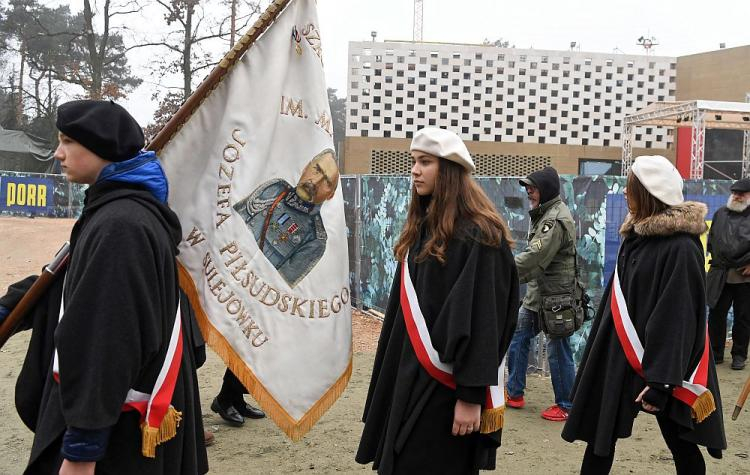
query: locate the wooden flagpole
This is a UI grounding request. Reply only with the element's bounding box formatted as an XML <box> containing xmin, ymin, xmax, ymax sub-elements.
<box><xmin>732</xmin><ymin>373</ymin><xmax>750</xmax><ymax>420</ymax></box>
<box><xmin>147</xmin><ymin>0</ymin><xmax>294</xmax><ymax>153</ymax></box>
<box><xmin>0</xmin><ymin>242</ymin><xmax>69</xmax><ymax>349</ymax></box>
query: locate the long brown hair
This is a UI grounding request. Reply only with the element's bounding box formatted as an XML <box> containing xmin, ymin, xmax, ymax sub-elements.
<box><xmin>626</xmin><ymin>171</ymin><xmax>669</xmax><ymax>222</ymax></box>
<box><xmin>394</xmin><ymin>158</ymin><xmax>514</xmax><ymax>264</ymax></box>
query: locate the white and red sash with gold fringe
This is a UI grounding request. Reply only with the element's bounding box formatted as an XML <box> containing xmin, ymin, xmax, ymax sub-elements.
<box><xmin>54</xmin><ymin>287</ymin><xmax>183</xmax><ymax>457</ymax></box>
<box><xmin>611</xmin><ymin>261</ymin><xmax>715</xmax><ymax>422</ymax></box>
<box><xmin>400</xmin><ymin>255</ymin><xmax>505</xmax><ymax>433</ymax></box>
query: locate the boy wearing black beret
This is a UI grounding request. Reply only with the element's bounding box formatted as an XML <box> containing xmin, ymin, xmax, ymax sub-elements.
<box><xmin>0</xmin><ymin>100</ymin><xmax>208</xmax><ymax>474</ymax></box>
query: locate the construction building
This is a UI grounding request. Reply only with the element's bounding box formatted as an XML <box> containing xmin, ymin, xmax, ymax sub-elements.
<box><xmin>342</xmin><ymin>41</ymin><xmax>750</xmax><ymax>179</ymax></box>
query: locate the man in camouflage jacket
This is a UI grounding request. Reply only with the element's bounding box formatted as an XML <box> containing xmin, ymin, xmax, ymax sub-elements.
<box><xmin>505</xmin><ymin>166</ymin><xmax>578</xmax><ymax>421</ymax></box>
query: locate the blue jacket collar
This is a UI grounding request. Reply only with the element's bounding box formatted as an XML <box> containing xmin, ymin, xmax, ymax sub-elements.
<box><xmin>96</xmin><ymin>151</ymin><xmax>169</xmax><ymax>203</ymax></box>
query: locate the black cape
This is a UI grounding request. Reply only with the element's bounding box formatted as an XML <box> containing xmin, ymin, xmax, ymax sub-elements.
<box><xmin>562</xmin><ymin>203</ymin><xmax>726</xmax><ymax>457</ymax></box>
<box><xmin>3</xmin><ymin>182</ymin><xmax>208</xmax><ymax>474</ymax></box>
<box><xmin>356</xmin><ymin>222</ymin><xmax>519</xmax><ymax>474</ymax></box>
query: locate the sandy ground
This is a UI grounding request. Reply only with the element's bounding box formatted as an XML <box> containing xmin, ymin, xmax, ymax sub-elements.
<box><xmin>1</xmin><ymin>216</ymin><xmax>749</xmax><ymax>474</ymax></box>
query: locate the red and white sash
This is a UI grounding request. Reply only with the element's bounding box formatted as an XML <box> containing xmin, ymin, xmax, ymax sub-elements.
<box><xmin>610</xmin><ymin>261</ymin><xmax>715</xmax><ymax>422</ymax></box>
<box><xmin>400</xmin><ymin>256</ymin><xmax>505</xmax><ymax>432</ymax></box>
<box><xmin>54</xmin><ymin>283</ymin><xmax>184</xmax><ymax>457</ymax></box>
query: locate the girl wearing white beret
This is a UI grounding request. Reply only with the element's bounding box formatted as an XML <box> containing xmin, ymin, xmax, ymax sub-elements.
<box><xmin>356</xmin><ymin>127</ymin><xmax>520</xmax><ymax>474</ymax></box>
<box><xmin>562</xmin><ymin>155</ymin><xmax>726</xmax><ymax>474</ymax></box>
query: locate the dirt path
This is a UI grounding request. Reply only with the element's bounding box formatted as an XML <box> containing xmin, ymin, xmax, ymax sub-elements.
<box><xmin>1</xmin><ymin>217</ymin><xmax>749</xmax><ymax>474</ymax></box>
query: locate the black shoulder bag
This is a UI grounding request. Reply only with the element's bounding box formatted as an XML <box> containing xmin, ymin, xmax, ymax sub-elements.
<box><xmin>539</xmin><ymin>230</ymin><xmax>590</xmax><ymax>338</ymax></box>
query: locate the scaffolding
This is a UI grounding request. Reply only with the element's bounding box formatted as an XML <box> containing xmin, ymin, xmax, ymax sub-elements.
<box><xmin>621</xmin><ymin>100</ymin><xmax>750</xmax><ymax>179</ymax></box>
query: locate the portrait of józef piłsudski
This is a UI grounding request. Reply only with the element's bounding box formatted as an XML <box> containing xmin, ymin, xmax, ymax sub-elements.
<box><xmin>233</xmin><ymin>149</ymin><xmax>339</xmax><ymax>287</ymax></box>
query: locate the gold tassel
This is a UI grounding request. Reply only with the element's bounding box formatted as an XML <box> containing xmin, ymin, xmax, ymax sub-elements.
<box><xmin>479</xmin><ymin>406</ymin><xmax>505</xmax><ymax>434</ymax></box>
<box><xmin>140</xmin><ymin>406</ymin><xmax>183</xmax><ymax>458</ymax></box>
<box><xmin>141</xmin><ymin>426</ymin><xmax>159</xmax><ymax>458</ymax></box>
<box><xmin>691</xmin><ymin>390</ymin><xmax>716</xmax><ymax>423</ymax></box>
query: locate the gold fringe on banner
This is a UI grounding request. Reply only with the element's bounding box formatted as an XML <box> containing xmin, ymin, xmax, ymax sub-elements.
<box><xmin>691</xmin><ymin>390</ymin><xmax>716</xmax><ymax>423</ymax></box>
<box><xmin>140</xmin><ymin>406</ymin><xmax>183</xmax><ymax>458</ymax></box>
<box><xmin>479</xmin><ymin>406</ymin><xmax>505</xmax><ymax>434</ymax></box>
<box><xmin>178</xmin><ymin>263</ymin><xmax>353</xmax><ymax>441</ymax></box>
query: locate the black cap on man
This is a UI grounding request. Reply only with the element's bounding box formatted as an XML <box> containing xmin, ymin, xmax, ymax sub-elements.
<box><xmin>56</xmin><ymin>100</ymin><xmax>144</xmax><ymax>162</ymax></box>
<box><xmin>730</xmin><ymin>178</ymin><xmax>750</xmax><ymax>193</ymax></box>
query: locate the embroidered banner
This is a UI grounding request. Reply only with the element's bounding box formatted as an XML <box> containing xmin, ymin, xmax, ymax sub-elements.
<box><xmin>159</xmin><ymin>0</ymin><xmax>351</xmax><ymax>440</ymax></box>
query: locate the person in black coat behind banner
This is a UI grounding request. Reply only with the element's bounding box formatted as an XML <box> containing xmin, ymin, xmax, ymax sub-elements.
<box><xmin>355</xmin><ymin>127</ymin><xmax>519</xmax><ymax>474</ymax></box>
<box><xmin>562</xmin><ymin>155</ymin><xmax>726</xmax><ymax>474</ymax></box>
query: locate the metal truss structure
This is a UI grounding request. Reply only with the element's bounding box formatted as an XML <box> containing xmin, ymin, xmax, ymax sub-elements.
<box><xmin>621</xmin><ymin>124</ymin><xmax>633</xmax><ymax>176</ymax></box>
<box><xmin>690</xmin><ymin>110</ymin><xmax>706</xmax><ymax>179</ymax></box>
<box><xmin>622</xmin><ymin>100</ymin><xmax>750</xmax><ymax>179</ymax></box>
<box><xmin>413</xmin><ymin>0</ymin><xmax>424</xmax><ymax>42</ymax></box>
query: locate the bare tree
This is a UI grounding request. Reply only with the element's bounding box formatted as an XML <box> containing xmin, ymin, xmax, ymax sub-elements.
<box><xmin>72</xmin><ymin>0</ymin><xmax>145</xmax><ymax>99</ymax></box>
<box><xmin>328</xmin><ymin>88</ymin><xmax>345</xmax><ymax>161</ymax></box>
<box><xmin>1</xmin><ymin>0</ymin><xmax>37</xmax><ymax>125</ymax></box>
<box><xmin>2</xmin><ymin>0</ymin><xmax>155</xmax><ymax>104</ymax></box>
<box><xmin>151</xmin><ymin>0</ymin><xmax>261</xmax><ymax>99</ymax></box>
<box><xmin>143</xmin><ymin>89</ymin><xmax>182</xmax><ymax>140</ymax></box>
<box><xmin>1</xmin><ymin>0</ymin><xmax>77</xmax><ymax>134</ymax></box>
<box><xmin>145</xmin><ymin>0</ymin><xmax>262</xmax><ymax>137</ymax></box>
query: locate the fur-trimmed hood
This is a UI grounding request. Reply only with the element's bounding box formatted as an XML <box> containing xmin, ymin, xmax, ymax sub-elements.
<box><xmin>619</xmin><ymin>201</ymin><xmax>708</xmax><ymax>237</ymax></box>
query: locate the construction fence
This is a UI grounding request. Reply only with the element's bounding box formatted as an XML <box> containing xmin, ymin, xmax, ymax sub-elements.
<box><xmin>1</xmin><ymin>171</ymin><xmax>736</xmax><ymax>364</ymax></box>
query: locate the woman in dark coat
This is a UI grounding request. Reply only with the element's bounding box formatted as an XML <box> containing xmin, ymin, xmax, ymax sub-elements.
<box><xmin>562</xmin><ymin>155</ymin><xmax>726</xmax><ymax>474</ymax></box>
<box><xmin>355</xmin><ymin>127</ymin><xmax>519</xmax><ymax>474</ymax></box>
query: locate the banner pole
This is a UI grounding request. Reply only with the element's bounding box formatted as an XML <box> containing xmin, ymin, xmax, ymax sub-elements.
<box><xmin>147</xmin><ymin>0</ymin><xmax>294</xmax><ymax>153</ymax></box>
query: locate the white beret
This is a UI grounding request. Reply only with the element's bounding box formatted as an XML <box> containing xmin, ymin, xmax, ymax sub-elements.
<box><xmin>409</xmin><ymin>127</ymin><xmax>475</xmax><ymax>173</ymax></box>
<box><xmin>631</xmin><ymin>155</ymin><xmax>684</xmax><ymax>206</ymax></box>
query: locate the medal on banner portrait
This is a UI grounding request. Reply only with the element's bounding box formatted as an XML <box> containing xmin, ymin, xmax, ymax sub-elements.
<box><xmin>157</xmin><ymin>0</ymin><xmax>351</xmax><ymax>440</ymax></box>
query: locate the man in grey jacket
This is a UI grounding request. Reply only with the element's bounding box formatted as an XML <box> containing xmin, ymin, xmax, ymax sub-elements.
<box><xmin>505</xmin><ymin>166</ymin><xmax>578</xmax><ymax>421</ymax></box>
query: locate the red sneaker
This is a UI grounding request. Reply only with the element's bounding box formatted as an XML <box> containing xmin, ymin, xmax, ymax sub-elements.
<box><xmin>506</xmin><ymin>395</ymin><xmax>525</xmax><ymax>409</ymax></box>
<box><xmin>541</xmin><ymin>405</ymin><xmax>568</xmax><ymax>421</ymax></box>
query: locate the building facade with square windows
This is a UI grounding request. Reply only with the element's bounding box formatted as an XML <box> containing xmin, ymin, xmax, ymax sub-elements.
<box><xmin>343</xmin><ymin>40</ymin><xmax>679</xmax><ymax>175</ymax></box>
